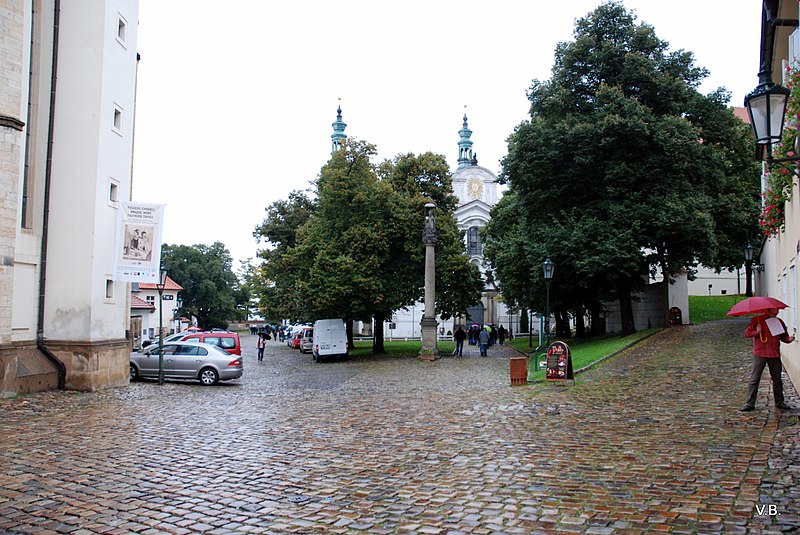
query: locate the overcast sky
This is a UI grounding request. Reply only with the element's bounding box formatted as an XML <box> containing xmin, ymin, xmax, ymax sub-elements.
<box><xmin>132</xmin><ymin>1</ymin><xmax>763</xmax><ymax>266</ymax></box>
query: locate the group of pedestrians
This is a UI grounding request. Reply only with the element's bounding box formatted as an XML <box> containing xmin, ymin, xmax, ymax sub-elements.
<box><xmin>453</xmin><ymin>324</ymin><xmax>510</xmax><ymax>357</ymax></box>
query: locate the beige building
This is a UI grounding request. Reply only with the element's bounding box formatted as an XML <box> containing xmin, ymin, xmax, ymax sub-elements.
<box><xmin>0</xmin><ymin>1</ymin><xmax>139</xmax><ymax>397</ymax></box>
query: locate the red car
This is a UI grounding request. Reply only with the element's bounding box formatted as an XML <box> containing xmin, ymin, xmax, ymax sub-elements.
<box><xmin>290</xmin><ymin>330</ymin><xmax>303</xmax><ymax>349</ymax></box>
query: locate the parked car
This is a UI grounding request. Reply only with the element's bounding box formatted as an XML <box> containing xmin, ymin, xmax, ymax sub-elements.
<box><xmin>299</xmin><ymin>327</ymin><xmax>314</xmax><ymax>353</ymax></box>
<box><xmin>140</xmin><ymin>331</ymin><xmax>185</xmax><ymax>351</ymax></box>
<box><xmin>179</xmin><ymin>331</ymin><xmax>241</xmax><ymax>356</ymax></box>
<box><xmin>130</xmin><ymin>341</ymin><xmax>243</xmax><ymax>385</ymax></box>
<box><xmin>290</xmin><ymin>330</ymin><xmax>303</xmax><ymax>349</ymax></box>
<box><xmin>312</xmin><ymin>319</ymin><xmax>348</xmax><ymax>362</ymax></box>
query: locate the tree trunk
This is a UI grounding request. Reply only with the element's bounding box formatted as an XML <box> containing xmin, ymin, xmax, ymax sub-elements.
<box><xmin>575</xmin><ymin>308</ymin><xmax>586</xmax><ymax>338</ymax></box>
<box><xmin>372</xmin><ymin>312</ymin><xmax>386</xmax><ymax>354</ymax></box>
<box><xmin>520</xmin><ymin>309</ymin><xmax>529</xmax><ymax>334</ymax></box>
<box><xmin>346</xmin><ymin>319</ymin><xmax>354</xmax><ymax>350</ymax></box>
<box><xmin>589</xmin><ymin>305</ymin><xmax>606</xmax><ymax>336</ymax></box>
<box><xmin>618</xmin><ymin>282</ymin><xmax>636</xmax><ymax>336</ymax></box>
<box><xmin>555</xmin><ymin>309</ymin><xmax>571</xmax><ymax>338</ymax></box>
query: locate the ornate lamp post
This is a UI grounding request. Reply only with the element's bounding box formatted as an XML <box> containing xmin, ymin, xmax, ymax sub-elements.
<box><xmin>542</xmin><ymin>258</ymin><xmax>555</xmax><ymax>349</ymax></box>
<box><xmin>156</xmin><ymin>268</ymin><xmax>167</xmax><ymax>385</ymax></box>
<box><xmin>745</xmin><ymin>67</ymin><xmax>791</xmax><ymax>158</ymax></box>
<box><xmin>419</xmin><ymin>202</ymin><xmax>438</xmax><ymax>360</ymax></box>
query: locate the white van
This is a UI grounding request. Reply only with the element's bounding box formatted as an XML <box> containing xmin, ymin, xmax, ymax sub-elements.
<box><xmin>312</xmin><ymin>319</ymin><xmax>348</xmax><ymax>362</ymax></box>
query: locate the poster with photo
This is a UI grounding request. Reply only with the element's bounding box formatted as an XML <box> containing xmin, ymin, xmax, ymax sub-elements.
<box><xmin>113</xmin><ymin>202</ymin><xmax>165</xmax><ymax>283</ymax></box>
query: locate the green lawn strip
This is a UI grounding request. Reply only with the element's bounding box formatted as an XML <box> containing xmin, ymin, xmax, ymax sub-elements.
<box><xmin>688</xmin><ymin>294</ymin><xmax>746</xmax><ymax>324</ymax></box>
<box><xmin>522</xmin><ymin>328</ymin><xmax>661</xmax><ymax>381</ymax></box>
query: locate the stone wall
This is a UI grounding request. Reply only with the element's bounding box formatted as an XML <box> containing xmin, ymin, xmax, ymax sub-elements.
<box><xmin>0</xmin><ymin>0</ymin><xmax>24</xmax><ymax>347</ymax></box>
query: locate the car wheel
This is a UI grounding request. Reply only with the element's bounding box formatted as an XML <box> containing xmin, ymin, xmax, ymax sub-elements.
<box><xmin>129</xmin><ymin>364</ymin><xmax>139</xmax><ymax>381</ymax></box>
<box><xmin>199</xmin><ymin>367</ymin><xmax>219</xmax><ymax>386</ymax></box>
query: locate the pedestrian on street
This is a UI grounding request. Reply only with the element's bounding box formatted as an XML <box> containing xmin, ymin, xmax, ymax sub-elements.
<box><xmin>498</xmin><ymin>325</ymin><xmax>507</xmax><ymax>345</ymax></box>
<box><xmin>454</xmin><ymin>326</ymin><xmax>466</xmax><ymax>356</ymax></box>
<box><xmin>478</xmin><ymin>328</ymin><xmax>490</xmax><ymax>357</ymax></box>
<box><xmin>741</xmin><ymin>307</ymin><xmax>795</xmax><ymax>412</ymax></box>
<box><xmin>257</xmin><ymin>333</ymin><xmax>267</xmax><ymax>361</ymax></box>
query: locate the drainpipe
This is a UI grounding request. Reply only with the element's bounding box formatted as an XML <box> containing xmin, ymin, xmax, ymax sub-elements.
<box><xmin>36</xmin><ymin>0</ymin><xmax>66</xmax><ymax>389</ymax></box>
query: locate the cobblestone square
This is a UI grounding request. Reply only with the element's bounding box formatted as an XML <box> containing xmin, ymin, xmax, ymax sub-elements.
<box><xmin>1</xmin><ymin>321</ymin><xmax>799</xmax><ymax>533</ymax></box>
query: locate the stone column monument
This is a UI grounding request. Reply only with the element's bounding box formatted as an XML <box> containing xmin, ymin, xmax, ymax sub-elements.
<box><xmin>420</xmin><ymin>203</ymin><xmax>438</xmax><ymax>360</ymax></box>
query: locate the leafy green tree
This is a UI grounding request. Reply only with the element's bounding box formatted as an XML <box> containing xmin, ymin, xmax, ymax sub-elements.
<box><xmin>485</xmin><ymin>1</ymin><xmax>759</xmax><ymax>335</ymax></box>
<box><xmin>161</xmin><ymin>242</ymin><xmax>248</xmax><ymax>330</ymax></box>
<box><xmin>252</xmin><ymin>141</ymin><xmax>483</xmax><ymax>353</ymax></box>
<box><xmin>378</xmin><ymin>152</ymin><xmax>484</xmax><ymax>349</ymax></box>
<box><xmin>251</xmin><ymin>190</ymin><xmax>316</xmax><ymax>321</ymax></box>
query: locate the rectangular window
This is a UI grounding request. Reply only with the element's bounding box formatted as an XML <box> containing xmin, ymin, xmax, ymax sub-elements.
<box><xmin>109</xmin><ymin>179</ymin><xmax>119</xmax><ymax>205</ymax></box>
<box><xmin>112</xmin><ymin>105</ymin><xmax>123</xmax><ymax>134</ymax></box>
<box><xmin>467</xmin><ymin>227</ymin><xmax>482</xmax><ymax>256</ymax></box>
<box><xmin>116</xmin><ymin>15</ymin><xmax>127</xmax><ymax>45</ymax></box>
<box><xmin>146</xmin><ymin>295</ymin><xmax>155</xmax><ymax>303</ymax></box>
<box><xmin>105</xmin><ymin>279</ymin><xmax>114</xmax><ymax>300</ymax></box>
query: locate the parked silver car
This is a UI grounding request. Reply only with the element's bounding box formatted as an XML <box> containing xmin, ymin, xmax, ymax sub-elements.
<box><xmin>130</xmin><ymin>341</ymin><xmax>243</xmax><ymax>386</ymax></box>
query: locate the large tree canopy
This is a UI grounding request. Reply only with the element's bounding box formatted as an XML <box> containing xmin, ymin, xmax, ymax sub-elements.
<box><xmin>161</xmin><ymin>242</ymin><xmax>249</xmax><ymax>330</ymax></box>
<box><xmin>253</xmin><ymin>140</ymin><xmax>483</xmax><ymax>353</ymax></box>
<box><xmin>484</xmin><ymin>1</ymin><xmax>759</xmax><ymax>335</ymax></box>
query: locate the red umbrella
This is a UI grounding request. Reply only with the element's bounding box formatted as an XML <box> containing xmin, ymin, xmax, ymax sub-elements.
<box><xmin>186</xmin><ymin>326</ymin><xmax>202</xmax><ymax>332</ymax></box>
<box><xmin>726</xmin><ymin>296</ymin><xmax>789</xmax><ymax>317</ymax></box>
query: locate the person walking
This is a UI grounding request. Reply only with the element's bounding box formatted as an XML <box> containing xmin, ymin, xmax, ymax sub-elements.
<box><xmin>454</xmin><ymin>326</ymin><xmax>466</xmax><ymax>356</ymax></box>
<box><xmin>741</xmin><ymin>307</ymin><xmax>795</xmax><ymax>412</ymax></box>
<box><xmin>257</xmin><ymin>333</ymin><xmax>267</xmax><ymax>362</ymax></box>
<box><xmin>478</xmin><ymin>327</ymin><xmax>490</xmax><ymax>357</ymax></box>
<box><xmin>498</xmin><ymin>325</ymin><xmax>507</xmax><ymax>345</ymax></box>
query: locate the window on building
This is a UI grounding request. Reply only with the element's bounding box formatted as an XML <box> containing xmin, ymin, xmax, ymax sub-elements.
<box><xmin>105</xmin><ymin>279</ymin><xmax>114</xmax><ymax>300</ymax></box>
<box><xmin>467</xmin><ymin>227</ymin><xmax>482</xmax><ymax>256</ymax></box>
<box><xmin>113</xmin><ymin>105</ymin><xmax>123</xmax><ymax>134</ymax></box>
<box><xmin>116</xmin><ymin>15</ymin><xmax>127</xmax><ymax>45</ymax></box>
<box><xmin>109</xmin><ymin>179</ymin><xmax>119</xmax><ymax>205</ymax></box>
<box><xmin>146</xmin><ymin>295</ymin><xmax>155</xmax><ymax>304</ymax></box>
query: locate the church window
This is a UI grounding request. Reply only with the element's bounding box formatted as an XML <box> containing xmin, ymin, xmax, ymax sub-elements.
<box><xmin>467</xmin><ymin>227</ymin><xmax>482</xmax><ymax>256</ymax></box>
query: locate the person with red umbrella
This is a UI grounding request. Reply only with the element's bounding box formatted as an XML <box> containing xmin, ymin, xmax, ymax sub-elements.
<box><xmin>740</xmin><ymin>306</ymin><xmax>795</xmax><ymax>412</ymax></box>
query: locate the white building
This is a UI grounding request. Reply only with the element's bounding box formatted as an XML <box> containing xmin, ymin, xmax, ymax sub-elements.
<box><xmin>752</xmin><ymin>0</ymin><xmax>800</xmax><ymax>389</ymax></box>
<box><xmin>0</xmin><ymin>1</ymin><xmax>139</xmax><ymax>397</ymax></box>
<box><xmin>130</xmin><ymin>277</ymin><xmax>184</xmax><ymax>348</ymax></box>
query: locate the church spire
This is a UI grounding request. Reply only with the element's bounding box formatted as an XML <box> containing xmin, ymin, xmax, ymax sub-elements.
<box><xmin>457</xmin><ymin>112</ymin><xmax>477</xmax><ymax>169</ymax></box>
<box><xmin>331</xmin><ymin>102</ymin><xmax>347</xmax><ymax>154</ymax></box>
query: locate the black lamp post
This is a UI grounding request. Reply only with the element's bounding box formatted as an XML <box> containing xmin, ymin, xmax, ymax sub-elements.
<box><xmin>542</xmin><ymin>258</ymin><xmax>555</xmax><ymax>348</ymax></box>
<box><xmin>175</xmin><ymin>296</ymin><xmax>183</xmax><ymax>333</ymax></box>
<box><xmin>744</xmin><ymin>242</ymin><xmax>754</xmax><ymax>297</ymax></box>
<box><xmin>156</xmin><ymin>268</ymin><xmax>167</xmax><ymax>385</ymax></box>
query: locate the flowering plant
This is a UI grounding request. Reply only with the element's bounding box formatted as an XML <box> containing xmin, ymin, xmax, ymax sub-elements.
<box><xmin>761</xmin><ymin>66</ymin><xmax>800</xmax><ymax>236</ymax></box>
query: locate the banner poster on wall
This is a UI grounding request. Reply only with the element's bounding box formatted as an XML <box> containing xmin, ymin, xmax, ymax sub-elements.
<box><xmin>113</xmin><ymin>202</ymin><xmax>165</xmax><ymax>283</ymax></box>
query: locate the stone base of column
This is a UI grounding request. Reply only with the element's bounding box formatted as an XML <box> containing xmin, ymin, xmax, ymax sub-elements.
<box><xmin>419</xmin><ymin>316</ymin><xmax>439</xmax><ymax>360</ymax></box>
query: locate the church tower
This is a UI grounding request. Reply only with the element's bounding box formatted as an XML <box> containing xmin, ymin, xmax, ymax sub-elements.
<box><xmin>331</xmin><ymin>105</ymin><xmax>347</xmax><ymax>154</ymax></box>
<box><xmin>451</xmin><ymin>114</ymin><xmax>504</xmax><ymax>327</ymax></box>
<box><xmin>456</xmin><ymin>114</ymin><xmax>475</xmax><ymax>169</ymax></box>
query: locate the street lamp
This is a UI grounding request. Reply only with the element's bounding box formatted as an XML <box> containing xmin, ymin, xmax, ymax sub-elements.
<box><xmin>744</xmin><ymin>242</ymin><xmax>754</xmax><ymax>297</ymax></box>
<box><xmin>542</xmin><ymin>258</ymin><xmax>555</xmax><ymax>348</ymax></box>
<box><xmin>174</xmin><ymin>296</ymin><xmax>183</xmax><ymax>333</ymax></box>
<box><xmin>744</xmin><ymin>67</ymin><xmax>791</xmax><ymax>155</ymax></box>
<box><xmin>156</xmin><ymin>268</ymin><xmax>167</xmax><ymax>385</ymax></box>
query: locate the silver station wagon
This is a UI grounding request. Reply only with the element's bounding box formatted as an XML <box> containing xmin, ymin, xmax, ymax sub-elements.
<box><xmin>130</xmin><ymin>341</ymin><xmax>243</xmax><ymax>386</ymax></box>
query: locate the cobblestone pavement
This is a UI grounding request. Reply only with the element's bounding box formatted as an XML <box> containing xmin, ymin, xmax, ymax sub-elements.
<box><xmin>1</xmin><ymin>321</ymin><xmax>799</xmax><ymax>534</ymax></box>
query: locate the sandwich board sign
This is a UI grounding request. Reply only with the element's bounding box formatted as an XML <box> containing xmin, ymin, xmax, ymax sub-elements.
<box><xmin>545</xmin><ymin>341</ymin><xmax>573</xmax><ymax>382</ymax></box>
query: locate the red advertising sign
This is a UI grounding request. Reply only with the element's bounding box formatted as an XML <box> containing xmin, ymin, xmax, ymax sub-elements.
<box><xmin>545</xmin><ymin>341</ymin><xmax>573</xmax><ymax>381</ymax></box>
